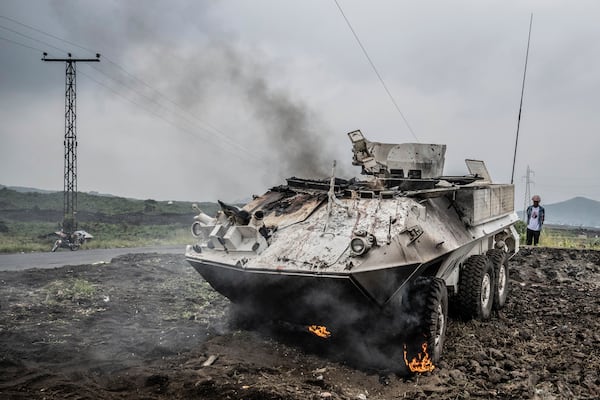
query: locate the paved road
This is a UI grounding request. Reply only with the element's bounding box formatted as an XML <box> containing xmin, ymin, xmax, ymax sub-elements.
<box><xmin>0</xmin><ymin>246</ymin><xmax>186</xmax><ymax>271</ymax></box>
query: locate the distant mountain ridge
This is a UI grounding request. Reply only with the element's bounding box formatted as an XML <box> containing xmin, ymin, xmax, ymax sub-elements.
<box><xmin>3</xmin><ymin>185</ymin><xmax>599</xmax><ymax>228</ymax></box>
<box><xmin>0</xmin><ymin>184</ymin><xmax>57</xmax><ymax>194</ymax></box>
<box><xmin>0</xmin><ymin>184</ymin><xmax>116</xmax><ymax>197</ymax></box>
<box><xmin>518</xmin><ymin>196</ymin><xmax>600</xmax><ymax>228</ymax></box>
<box><xmin>0</xmin><ymin>185</ymin><xmax>218</xmax><ymax>227</ymax></box>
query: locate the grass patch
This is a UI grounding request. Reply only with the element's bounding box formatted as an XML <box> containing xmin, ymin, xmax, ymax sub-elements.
<box><xmin>0</xmin><ymin>187</ymin><xmax>216</xmax><ymax>253</ymax></box>
<box><xmin>44</xmin><ymin>278</ymin><xmax>96</xmax><ymax>303</ymax></box>
<box><xmin>514</xmin><ymin>220</ymin><xmax>600</xmax><ymax>249</ymax></box>
<box><xmin>3</xmin><ymin>186</ymin><xmax>599</xmax><ymax>252</ymax></box>
<box><xmin>0</xmin><ymin>221</ymin><xmax>192</xmax><ymax>253</ymax></box>
<box><xmin>539</xmin><ymin>229</ymin><xmax>600</xmax><ymax>249</ymax></box>
<box><xmin>0</xmin><ymin>221</ymin><xmax>58</xmax><ymax>253</ymax></box>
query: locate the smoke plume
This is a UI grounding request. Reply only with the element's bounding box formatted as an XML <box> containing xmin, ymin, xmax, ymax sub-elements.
<box><xmin>53</xmin><ymin>1</ymin><xmax>343</xmax><ymax>198</ymax></box>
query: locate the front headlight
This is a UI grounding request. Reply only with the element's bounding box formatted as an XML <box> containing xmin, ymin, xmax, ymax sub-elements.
<box><xmin>350</xmin><ymin>237</ymin><xmax>368</xmax><ymax>255</ymax></box>
<box><xmin>192</xmin><ymin>221</ymin><xmax>207</xmax><ymax>241</ymax></box>
<box><xmin>191</xmin><ymin>221</ymin><xmax>204</xmax><ymax>238</ymax></box>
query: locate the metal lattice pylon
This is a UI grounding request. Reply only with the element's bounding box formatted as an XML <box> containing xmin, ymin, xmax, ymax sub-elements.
<box><xmin>522</xmin><ymin>165</ymin><xmax>535</xmax><ymax>222</ymax></box>
<box><xmin>43</xmin><ymin>53</ymin><xmax>100</xmax><ymax>231</ymax></box>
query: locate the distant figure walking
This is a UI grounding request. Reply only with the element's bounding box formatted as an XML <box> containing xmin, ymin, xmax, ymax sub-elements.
<box><xmin>526</xmin><ymin>195</ymin><xmax>545</xmax><ymax>246</ymax></box>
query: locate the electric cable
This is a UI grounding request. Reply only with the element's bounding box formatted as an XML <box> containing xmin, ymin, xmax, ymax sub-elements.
<box><xmin>332</xmin><ymin>0</ymin><xmax>419</xmax><ymax>141</ymax></box>
<box><xmin>0</xmin><ymin>34</ymin><xmax>44</xmax><ymax>52</ymax></box>
<box><xmin>0</xmin><ymin>15</ymin><xmax>258</xmax><ymax>161</ymax></box>
<box><xmin>0</xmin><ymin>23</ymin><xmax>67</xmax><ymax>55</ymax></box>
<box><xmin>0</xmin><ymin>15</ymin><xmax>94</xmax><ymax>54</ymax></box>
<box><xmin>85</xmin><ymin>63</ymin><xmax>251</xmax><ymax>157</ymax></box>
<box><xmin>0</xmin><ymin>15</ymin><xmax>262</xmax><ymax>164</ymax></box>
<box><xmin>77</xmin><ymin>67</ymin><xmax>262</xmax><ymax>165</ymax></box>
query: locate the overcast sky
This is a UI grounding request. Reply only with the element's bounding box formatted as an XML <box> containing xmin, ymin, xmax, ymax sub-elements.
<box><xmin>1</xmin><ymin>1</ymin><xmax>599</xmax><ymax>210</ymax></box>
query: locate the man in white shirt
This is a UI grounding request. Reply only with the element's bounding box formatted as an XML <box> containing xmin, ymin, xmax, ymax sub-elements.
<box><xmin>526</xmin><ymin>195</ymin><xmax>545</xmax><ymax>246</ymax></box>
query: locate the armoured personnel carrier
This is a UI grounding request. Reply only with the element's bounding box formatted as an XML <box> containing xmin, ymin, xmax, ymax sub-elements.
<box><xmin>185</xmin><ymin>130</ymin><xmax>519</xmax><ymax>372</ymax></box>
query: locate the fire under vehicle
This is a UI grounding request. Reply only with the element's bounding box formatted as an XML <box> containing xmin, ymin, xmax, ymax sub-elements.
<box><xmin>185</xmin><ymin>130</ymin><xmax>519</xmax><ymax>373</ymax></box>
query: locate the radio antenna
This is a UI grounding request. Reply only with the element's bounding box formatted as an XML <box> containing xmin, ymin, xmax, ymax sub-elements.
<box><xmin>511</xmin><ymin>13</ymin><xmax>533</xmax><ymax>184</ymax></box>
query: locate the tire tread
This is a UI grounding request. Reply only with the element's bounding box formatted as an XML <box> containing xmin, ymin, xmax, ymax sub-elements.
<box><xmin>457</xmin><ymin>255</ymin><xmax>494</xmax><ymax>320</ymax></box>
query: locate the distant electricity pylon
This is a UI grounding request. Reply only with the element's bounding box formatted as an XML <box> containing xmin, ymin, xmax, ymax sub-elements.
<box><xmin>42</xmin><ymin>52</ymin><xmax>100</xmax><ymax>231</ymax></box>
<box><xmin>522</xmin><ymin>165</ymin><xmax>535</xmax><ymax>222</ymax></box>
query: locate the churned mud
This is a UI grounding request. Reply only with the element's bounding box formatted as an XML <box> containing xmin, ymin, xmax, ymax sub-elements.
<box><xmin>0</xmin><ymin>248</ymin><xmax>599</xmax><ymax>399</ymax></box>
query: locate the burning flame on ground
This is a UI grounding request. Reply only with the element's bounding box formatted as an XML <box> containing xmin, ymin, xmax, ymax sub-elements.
<box><xmin>403</xmin><ymin>342</ymin><xmax>435</xmax><ymax>373</ymax></box>
<box><xmin>308</xmin><ymin>325</ymin><xmax>331</xmax><ymax>339</ymax></box>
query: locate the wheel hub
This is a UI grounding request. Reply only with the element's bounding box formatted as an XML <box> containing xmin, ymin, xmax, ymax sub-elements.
<box><xmin>434</xmin><ymin>303</ymin><xmax>445</xmax><ymax>358</ymax></box>
<box><xmin>497</xmin><ymin>265</ymin><xmax>506</xmax><ymax>294</ymax></box>
<box><xmin>481</xmin><ymin>273</ymin><xmax>491</xmax><ymax>308</ymax></box>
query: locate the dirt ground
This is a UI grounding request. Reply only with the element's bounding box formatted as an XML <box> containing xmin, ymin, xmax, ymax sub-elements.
<box><xmin>1</xmin><ymin>247</ymin><xmax>599</xmax><ymax>399</ymax></box>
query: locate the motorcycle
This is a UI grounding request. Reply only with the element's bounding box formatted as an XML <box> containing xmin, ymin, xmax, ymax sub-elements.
<box><xmin>51</xmin><ymin>230</ymin><xmax>93</xmax><ymax>252</ymax></box>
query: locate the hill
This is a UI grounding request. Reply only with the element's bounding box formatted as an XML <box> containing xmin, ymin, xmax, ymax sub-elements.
<box><xmin>0</xmin><ymin>186</ymin><xmax>217</xmax><ymax>224</ymax></box>
<box><xmin>0</xmin><ymin>184</ymin><xmax>57</xmax><ymax>194</ymax></box>
<box><xmin>518</xmin><ymin>196</ymin><xmax>600</xmax><ymax>228</ymax></box>
<box><xmin>3</xmin><ymin>185</ymin><xmax>599</xmax><ymax>228</ymax></box>
<box><xmin>0</xmin><ymin>187</ymin><xmax>219</xmax><ymax>252</ymax></box>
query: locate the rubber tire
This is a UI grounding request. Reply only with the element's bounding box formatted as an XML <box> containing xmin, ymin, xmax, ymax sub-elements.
<box><xmin>487</xmin><ymin>249</ymin><xmax>509</xmax><ymax>310</ymax></box>
<box><xmin>458</xmin><ymin>255</ymin><xmax>495</xmax><ymax>320</ymax></box>
<box><xmin>70</xmin><ymin>244</ymin><xmax>80</xmax><ymax>251</ymax></box>
<box><xmin>402</xmin><ymin>276</ymin><xmax>448</xmax><ymax>367</ymax></box>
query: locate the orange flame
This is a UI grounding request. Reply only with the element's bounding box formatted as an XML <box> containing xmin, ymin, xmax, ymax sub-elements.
<box><xmin>403</xmin><ymin>342</ymin><xmax>435</xmax><ymax>373</ymax></box>
<box><xmin>308</xmin><ymin>325</ymin><xmax>331</xmax><ymax>339</ymax></box>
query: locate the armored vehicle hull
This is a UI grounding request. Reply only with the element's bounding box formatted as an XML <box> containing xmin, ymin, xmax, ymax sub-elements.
<box><xmin>186</xmin><ymin>130</ymin><xmax>519</xmax><ymax>372</ymax></box>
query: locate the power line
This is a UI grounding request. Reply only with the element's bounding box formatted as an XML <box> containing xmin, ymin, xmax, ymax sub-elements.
<box><xmin>77</xmin><ymin>67</ymin><xmax>261</xmax><ymax>165</ymax></box>
<box><xmin>0</xmin><ymin>34</ymin><xmax>44</xmax><ymax>52</ymax></box>
<box><xmin>332</xmin><ymin>0</ymin><xmax>419</xmax><ymax>142</ymax></box>
<box><xmin>99</xmin><ymin>56</ymin><xmax>245</xmax><ymax>149</ymax></box>
<box><xmin>1</xmin><ymin>15</ymin><xmax>264</xmax><ymax>165</ymax></box>
<box><xmin>0</xmin><ymin>14</ymin><xmax>193</xmax><ymax>115</ymax></box>
<box><xmin>0</xmin><ymin>15</ymin><xmax>96</xmax><ymax>55</ymax></box>
<box><xmin>1</xmin><ymin>14</ymin><xmax>183</xmax><ymax>110</ymax></box>
<box><xmin>1</xmin><ymin>14</ymin><xmax>247</xmax><ymax>151</ymax></box>
<box><xmin>85</xmin><ymin>63</ymin><xmax>250</xmax><ymax>156</ymax></box>
<box><xmin>0</xmin><ymin>23</ymin><xmax>67</xmax><ymax>55</ymax></box>
<box><xmin>83</xmin><ymin>62</ymin><xmax>262</xmax><ymax>163</ymax></box>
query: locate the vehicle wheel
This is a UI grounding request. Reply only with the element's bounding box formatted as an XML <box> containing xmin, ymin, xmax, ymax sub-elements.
<box><xmin>487</xmin><ymin>249</ymin><xmax>509</xmax><ymax>309</ymax></box>
<box><xmin>401</xmin><ymin>276</ymin><xmax>448</xmax><ymax>372</ymax></box>
<box><xmin>70</xmin><ymin>244</ymin><xmax>80</xmax><ymax>251</ymax></box>
<box><xmin>458</xmin><ymin>255</ymin><xmax>494</xmax><ymax>320</ymax></box>
<box><xmin>51</xmin><ymin>241</ymin><xmax>59</xmax><ymax>252</ymax></box>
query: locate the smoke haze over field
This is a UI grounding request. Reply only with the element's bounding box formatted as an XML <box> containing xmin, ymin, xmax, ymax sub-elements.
<box><xmin>1</xmin><ymin>1</ymin><xmax>600</xmax><ymax>206</ymax></box>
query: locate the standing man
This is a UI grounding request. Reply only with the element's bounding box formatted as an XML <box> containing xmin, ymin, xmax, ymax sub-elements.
<box><xmin>526</xmin><ymin>195</ymin><xmax>545</xmax><ymax>246</ymax></box>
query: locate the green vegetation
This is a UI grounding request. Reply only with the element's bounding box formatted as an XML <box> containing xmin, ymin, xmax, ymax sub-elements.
<box><xmin>0</xmin><ymin>221</ymin><xmax>58</xmax><ymax>253</ymax></box>
<box><xmin>0</xmin><ymin>187</ymin><xmax>218</xmax><ymax>253</ymax></box>
<box><xmin>514</xmin><ymin>220</ymin><xmax>600</xmax><ymax>250</ymax></box>
<box><xmin>3</xmin><ymin>187</ymin><xmax>599</xmax><ymax>252</ymax></box>
<box><xmin>0</xmin><ymin>221</ymin><xmax>194</xmax><ymax>253</ymax></box>
<box><xmin>539</xmin><ymin>227</ymin><xmax>600</xmax><ymax>249</ymax></box>
<box><xmin>0</xmin><ymin>187</ymin><xmax>213</xmax><ymax>214</ymax></box>
<box><xmin>44</xmin><ymin>278</ymin><xmax>96</xmax><ymax>303</ymax></box>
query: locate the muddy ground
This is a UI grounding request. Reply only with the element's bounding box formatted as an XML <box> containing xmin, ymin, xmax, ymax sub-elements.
<box><xmin>0</xmin><ymin>247</ymin><xmax>599</xmax><ymax>399</ymax></box>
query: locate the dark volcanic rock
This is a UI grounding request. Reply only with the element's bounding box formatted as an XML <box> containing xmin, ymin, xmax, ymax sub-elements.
<box><xmin>0</xmin><ymin>248</ymin><xmax>598</xmax><ymax>399</ymax></box>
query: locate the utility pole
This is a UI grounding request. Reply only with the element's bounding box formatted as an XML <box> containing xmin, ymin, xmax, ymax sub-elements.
<box><xmin>43</xmin><ymin>52</ymin><xmax>100</xmax><ymax>232</ymax></box>
<box><xmin>522</xmin><ymin>165</ymin><xmax>535</xmax><ymax>222</ymax></box>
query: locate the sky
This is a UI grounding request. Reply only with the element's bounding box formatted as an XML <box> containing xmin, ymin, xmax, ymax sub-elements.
<box><xmin>1</xmin><ymin>1</ymin><xmax>599</xmax><ymax>211</ymax></box>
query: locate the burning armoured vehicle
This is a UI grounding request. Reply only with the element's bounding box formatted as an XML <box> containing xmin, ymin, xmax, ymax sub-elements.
<box><xmin>185</xmin><ymin>130</ymin><xmax>519</xmax><ymax>373</ymax></box>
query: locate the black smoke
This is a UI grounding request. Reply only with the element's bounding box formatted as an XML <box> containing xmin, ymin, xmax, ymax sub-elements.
<box><xmin>244</xmin><ymin>77</ymin><xmax>334</xmax><ymax>179</ymax></box>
